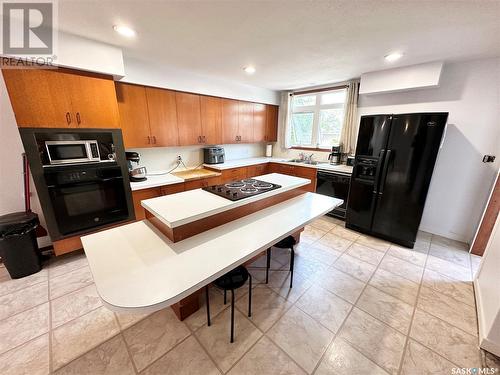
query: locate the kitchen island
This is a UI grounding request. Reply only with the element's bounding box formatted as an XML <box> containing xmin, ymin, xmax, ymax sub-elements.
<box><xmin>82</xmin><ymin>192</ymin><xmax>341</xmax><ymax>313</ymax></box>
<box><xmin>82</xmin><ymin>173</ymin><xmax>342</xmax><ymax>319</ymax></box>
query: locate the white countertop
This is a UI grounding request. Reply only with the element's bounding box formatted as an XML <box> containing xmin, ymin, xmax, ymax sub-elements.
<box><xmin>130</xmin><ymin>157</ymin><xmax>353</xmax><ymax>191</ymax></box>
<box><xmin>204</xmin><ymin>157</ymin><xmax>353</xmax><ymax>174</ymax></box>
<box><xmin>81</xmin><ymin>192</ymin><xmax>341</xmax><ymax>312</ymax></box>
<box><xmin>130</xmin><ymin>173</ymin><xmax>184</xmax><ymax>191</ymax></box>
<box><xmin>141</xmin><ymin>173</ymin><xmax>310</xmax><ymax>228</ymax></box>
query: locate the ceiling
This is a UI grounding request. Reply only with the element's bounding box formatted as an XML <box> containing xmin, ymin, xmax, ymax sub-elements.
<box><xmin>58</xmin><ymin>1</ymin><xmax>500</xmax><ymax>91</ymax></box>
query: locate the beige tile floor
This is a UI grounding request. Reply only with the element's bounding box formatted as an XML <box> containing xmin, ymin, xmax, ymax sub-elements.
<box><xmin>0</xmin><ymin>215</ymin><xmax>499</xmax><ymax>374</ymax></box>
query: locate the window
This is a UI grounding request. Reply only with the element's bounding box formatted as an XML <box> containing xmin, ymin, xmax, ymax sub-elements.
<box><xmin>289</xmin><ymin>88</ymin><xmax>347</xmax><ymax>149</ymax></box>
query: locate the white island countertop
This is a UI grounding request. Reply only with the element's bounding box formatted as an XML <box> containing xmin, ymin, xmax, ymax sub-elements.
<box><xmin>141</xmin><ymin>173</ymin><xmax>309</xmax><ymax>228</ymax></box>
<box><xmin>82</xmin><ymin>192</ymin><xmax>342</xmax><ymax>312</ymax></box>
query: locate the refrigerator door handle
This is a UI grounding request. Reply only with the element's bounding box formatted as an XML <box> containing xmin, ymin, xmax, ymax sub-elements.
<box><xmin>372</xmin><ymin>149</ymin><xmax>386</xmax><ymax>194</ymax></box>
<box><xmin>378</xmin><ymin>149</ymin><xmax>392</xmax><ymax>195</ymax></box>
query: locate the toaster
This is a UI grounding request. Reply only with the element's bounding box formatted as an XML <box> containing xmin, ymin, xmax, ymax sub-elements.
<box><xmin>203</xmin><ymin>147</ymin><xmax>225</xmax><ymax>164</ymax></box>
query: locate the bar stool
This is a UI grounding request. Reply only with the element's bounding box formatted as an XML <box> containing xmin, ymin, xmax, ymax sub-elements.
<box><xmin>205</xmin><ymin>266</ymin><xmax>252</xmax><ymax>343</ymax></box>
<box><xmin>265</xmin><ymin>235</ymin><xmax>296</xmax><ymax>288</ymax></box>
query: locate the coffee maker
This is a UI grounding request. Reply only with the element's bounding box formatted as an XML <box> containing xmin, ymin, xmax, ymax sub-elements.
<box><xmin>126</xmin><ymin>152</ymin><xmax>147</xmax><ymax>182</ymax></box>
<box><xmin>328</xmin><ymin>145</ymin><xmax>342</xmax><ymax>165</ymax></box>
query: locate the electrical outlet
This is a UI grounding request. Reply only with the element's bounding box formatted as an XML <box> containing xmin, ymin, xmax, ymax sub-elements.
<box><xmin>176</xmin><ymin>155</ymin><xmax>182</xmax><ymax>162</ymax></box>
<box><xmin>482</xmin><ymin>155</ymin><xmax>496</xmax><ymax>163</ymax></box>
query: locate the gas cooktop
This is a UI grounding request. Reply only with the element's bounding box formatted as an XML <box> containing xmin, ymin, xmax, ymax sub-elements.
<box><xmin>202</xmin><ymin>178</ymin><xmax>282</xmax><ymax>201</ymax></box>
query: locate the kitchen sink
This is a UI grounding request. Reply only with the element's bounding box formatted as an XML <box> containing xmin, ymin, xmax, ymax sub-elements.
<box><xmin>287</xmin><ymin>159</ymin><xmax>319</xmax><ymax>165</ymax></box>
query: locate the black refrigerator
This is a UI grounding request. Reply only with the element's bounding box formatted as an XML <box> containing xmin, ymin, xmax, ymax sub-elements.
<box><xmin>346</xmin><ymin>113</ymin><xmax>448</xmax><ymax>248</ymax></box>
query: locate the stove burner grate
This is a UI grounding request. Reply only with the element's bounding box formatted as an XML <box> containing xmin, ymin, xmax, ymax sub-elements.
<box><xmin>240</xmin><ymin>187</ymin><xmax>258</xmax><ymax>194</ymax></box>
<box><xmin>241</xmin><ymin>178</ymin><xmax>257</xmax><ymax>184</ymax></box>
<box><xmin>225</xmin><ymin>182</ymin><xmax>245</xmax><ymax>188</ymax></box>
<box><xmin>253</xmin><ymin>182</ymin><xmax>274</xmax><ymax>189</ymax></box>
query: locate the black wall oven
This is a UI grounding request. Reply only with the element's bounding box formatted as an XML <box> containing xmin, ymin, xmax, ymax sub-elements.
<box><xmin>316</xmin><ymin>170</ymin><xmax>352</xmax><ymax>219</ymax></box>
<box><xmin>44</xmin><ymin>164</ymin><xmax>129</xmax><ymax>235</ymax></box>
<box><xmin>19</xmin><ymin>128</ymin><xmax>134</xmax><ymax>240</ymax></box>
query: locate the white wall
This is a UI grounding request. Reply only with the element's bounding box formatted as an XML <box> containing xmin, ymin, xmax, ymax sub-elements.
<box><xmin>0</xmin><ymin>74</ymin><xmax>24</xmax><ymax>215</ymax></box>
<box><xmin>0</xmin><ymin>74</ymin><xmax>50</xmax><ymax>246</ymax></box>
<box><xmin>122</xmin><ymin>56</ymin><xmax>280</xmax><ymax>105</ymax></box>
<box><xmin>128</xmin><ymin>143</ymin><xmax>265</xmax><ymax>172</ymax></box>
<box><xmin>359</xmin><ymin>61</ymin><xmax>443</xmax><ymax>95</ymax></box>
<box><xmin>57</xmin><ymin>32</ymin><xmax>125</xmax><ymax>77</ymax></box>
<box><xmin>358</xmin><ymin>57</ymin><xmax>500</xmax><ymax>243</ymax></box>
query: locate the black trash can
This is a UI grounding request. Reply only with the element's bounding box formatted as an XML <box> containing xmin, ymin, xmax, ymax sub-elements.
<box><xmin>0</xmin><ymin>212</ymin><xmax>42</xmax><ymax>279</ymax></box>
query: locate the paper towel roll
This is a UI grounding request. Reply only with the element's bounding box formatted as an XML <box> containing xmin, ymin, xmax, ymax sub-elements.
<box><xmin>265</xmin><ymin>144</ymin><xmax>273</xmax><ymax>157</ymax></box>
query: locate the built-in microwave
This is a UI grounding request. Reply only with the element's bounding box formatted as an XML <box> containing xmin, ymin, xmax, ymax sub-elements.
<box><xmin>45</xmin><ymin>140</ymin><xmax>100</xmax><ymax>165</ymax></box>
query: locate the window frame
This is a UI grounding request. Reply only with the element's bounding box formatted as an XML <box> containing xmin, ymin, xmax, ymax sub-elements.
<box><xmin>289</xmin><ymin>88</ymin><xmax>347</xmax><ymax>150</ymax></box>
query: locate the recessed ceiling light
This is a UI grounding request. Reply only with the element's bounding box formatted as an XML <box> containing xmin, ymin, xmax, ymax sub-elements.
<box><xmin>243</xmin><ymin>66</ymin><xmax>256</xmax><ymax>74</ymax></box>
<box><xmin>113</xmin><ymin>25</ymin><xmax>136</xmax><ymax>38</ymax></box>
<box><xmin>385</xmin><ymin>52</ymin><xmax>403</xmax><ymax>62</ymax></box>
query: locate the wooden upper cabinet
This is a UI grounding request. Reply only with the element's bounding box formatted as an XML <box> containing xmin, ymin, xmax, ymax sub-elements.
<box><xmin>3</xmin><ymin>68</ymin><xmax>119</xmax><ymax>129</ymax></box>
<box><xmin>146</xmin><ymin>87</ymin><xmax>179</xmax><ymax>147</ymax></box>
<box><xmin>238</xmin><ymin>101</ymin><xmax>254</xmax><ymax>143</ymax></box>
<box><xmin>176</xmin><ymin>92</ymin><xmax>202</xmax><ymax>146</ymax></box>
<box><xmin>2</xmin><ymin>69</ymin><xmax>74</xmax><ymax>127</ymax></box>
<box><xmin>69</xmin><ymin>74</ymin><xmax>120</xmax><ymax>128</ymax></box>
<box><xmin>253</xmin><ymin>103</ymin><xmax>267</xmax><ymax>143</ymax></box>
<box><xmin>222</xmin><ymin>98</ymin><xmax>240</xmax><ymax>144</ymax></box>
<box><xmin>115</xmin><ymin>82</ymin><xmax>152</xmax><ymax>148</ymax></box>
<box><xmin>200</xmin><ymin>96</ymin><xmax>222</xmax><ymax>145</ymax></box>
<box><xmin>266</xmin><ymin>105</ymin><xmax>279</xmax><ymax>142</ymax></box>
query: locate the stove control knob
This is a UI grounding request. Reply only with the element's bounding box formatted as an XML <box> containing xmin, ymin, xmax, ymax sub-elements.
<box><xmin>226</xmin><ymin>190</ymin><xmax>230</xmax><ymax>194</ymax></box>
<box><xmin>217</xmin><ymin>187</ymin><xmax>222</xmax><ymax>192</ymax></box>
<box><xmin>232</xmin><ymin>192</ymin><xmax>238</xmax><ymax>197</ymax></box>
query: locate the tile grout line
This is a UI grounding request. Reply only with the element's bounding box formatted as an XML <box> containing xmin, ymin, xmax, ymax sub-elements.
<box><xmin>52</xmin><ymin>331</ymin><xmax>123</xmax><ymax>373</ymax></box>
<box><xmin>118</xmin><ymin>331</ymin><xmax>140</xmax><ymax>374</ymax></box>
<box><xmin>394</xmin><ymin>237</ymin><xmax>431</xmax><ymax>375</ymax></box>
<box><xmin>135</xmin><ymin>330</ymin><xmax>193</xmax><ymax>375</ymax></box>
<box><xmin>310</xmin><ymin>239</ymin><xmax>393</xmax><ymax>374</ymax></box>
<box><xmin>181</xmin><ymin>302</ymin><xmax>227</xmax><ymax>375</ymax></box>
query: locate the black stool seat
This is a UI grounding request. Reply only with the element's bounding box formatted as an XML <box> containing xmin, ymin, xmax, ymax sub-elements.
<box><xmin>206</xmin><ymin>265</ymin><xmax>252</xmax><ymax>343</ymax></box>
<box><xmin>214</xmin><ymin>266</ymin><xmax>249</xmax><ymax>290</ymax></box>
<box><xmin>274</xmin><ymin>236</ymin><xmax>296</xmax><ymax>249</ymax></box>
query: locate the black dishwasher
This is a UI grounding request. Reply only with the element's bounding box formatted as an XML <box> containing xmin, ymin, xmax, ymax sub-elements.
<box><xmin>316</xmin><ymin>170</ymin><xmax>352</xmax><ymax>219</ymax></box>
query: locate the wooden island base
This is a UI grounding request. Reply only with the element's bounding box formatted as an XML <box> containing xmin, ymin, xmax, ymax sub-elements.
<box><xmin>146</xmin><ymin>187</ymin><xmax>307</xmax><ymax>243</ymax></box>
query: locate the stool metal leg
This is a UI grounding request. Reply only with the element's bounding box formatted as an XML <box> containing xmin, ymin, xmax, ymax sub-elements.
<box><xmin>224</xmin><ymin>289</ymin><xmax>227</xmax><ymax>304</ymax></box>
<box><xmin>265</xmin><ymin>248</ymin><xmax>271</xmax><ymax>284</ymax></box>
<box><xmin>205</xmin><ymin>286</ymin><xmax>211</xmax><ymax>326</ymax></box>
<box><xmin>289</xmin><ymin>246</ymin><xmax>295</xmax><ymax>289</ymax></box>
<box><xmin>248</xmin><ymin>273</ymin><xmax>252</xmax><ymax>317</ymax></box>
<box><xmin>230</xmin><ymin>289</ymin><xmax>235</xmax><ymax>343</ymax></box>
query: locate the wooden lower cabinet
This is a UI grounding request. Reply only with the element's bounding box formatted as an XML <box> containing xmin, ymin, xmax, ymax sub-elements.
<box><xmin>219</xmin><ymin>167</ymin><xmax>248</xmax><ymax>183</ymax></box>
<box><xmin>247</xmin><ymin>163</ymin><xmax>269</xmax><ymax>178</ymax></box>
<box><xmin>184</xmin><ymin>176</ymin><xmax>221</xmax><ymax>191</ymax></box>
<box><xmin>268</xmin><ymin>163</ymin><xmax>317</xmax><ymax>192</ymax></box>
<box><xmin>132</xmin><ymin>183</ymin><xmax>186</xmax><ymax>220</ymax></box>
<box><xmin>132</xmin><ymin>187</ymin><xmax>162</xmax><ymax>220</ymax></box>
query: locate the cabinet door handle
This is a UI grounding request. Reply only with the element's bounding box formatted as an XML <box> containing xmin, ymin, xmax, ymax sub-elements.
<box><xmin>76</xmin><ymin>112</ymin><xmax>81</xmax><ymax>125</ymax></box>
<box><xmin>65</xmin><ymin>112</ymin><xmax>72</xmax><ymax>125</ymax></box>
<box><xmin>153</xmin><ymin>136</ymin><xmax>157</xmax><ymax>144</ymax></box>
<box><xmin>147</xmin><ymin>136</ymin><xmax>151</xmax><ymax>144</ymax></box>
<box><xmin>202</xmin><ymin>136</ymin><xmax>206</xmax><ymax>143</ymax></box>
<box><xmin>198</xmin><ymin>136</ymin><xmax>202</xmax><ymax>143</ymax></box>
